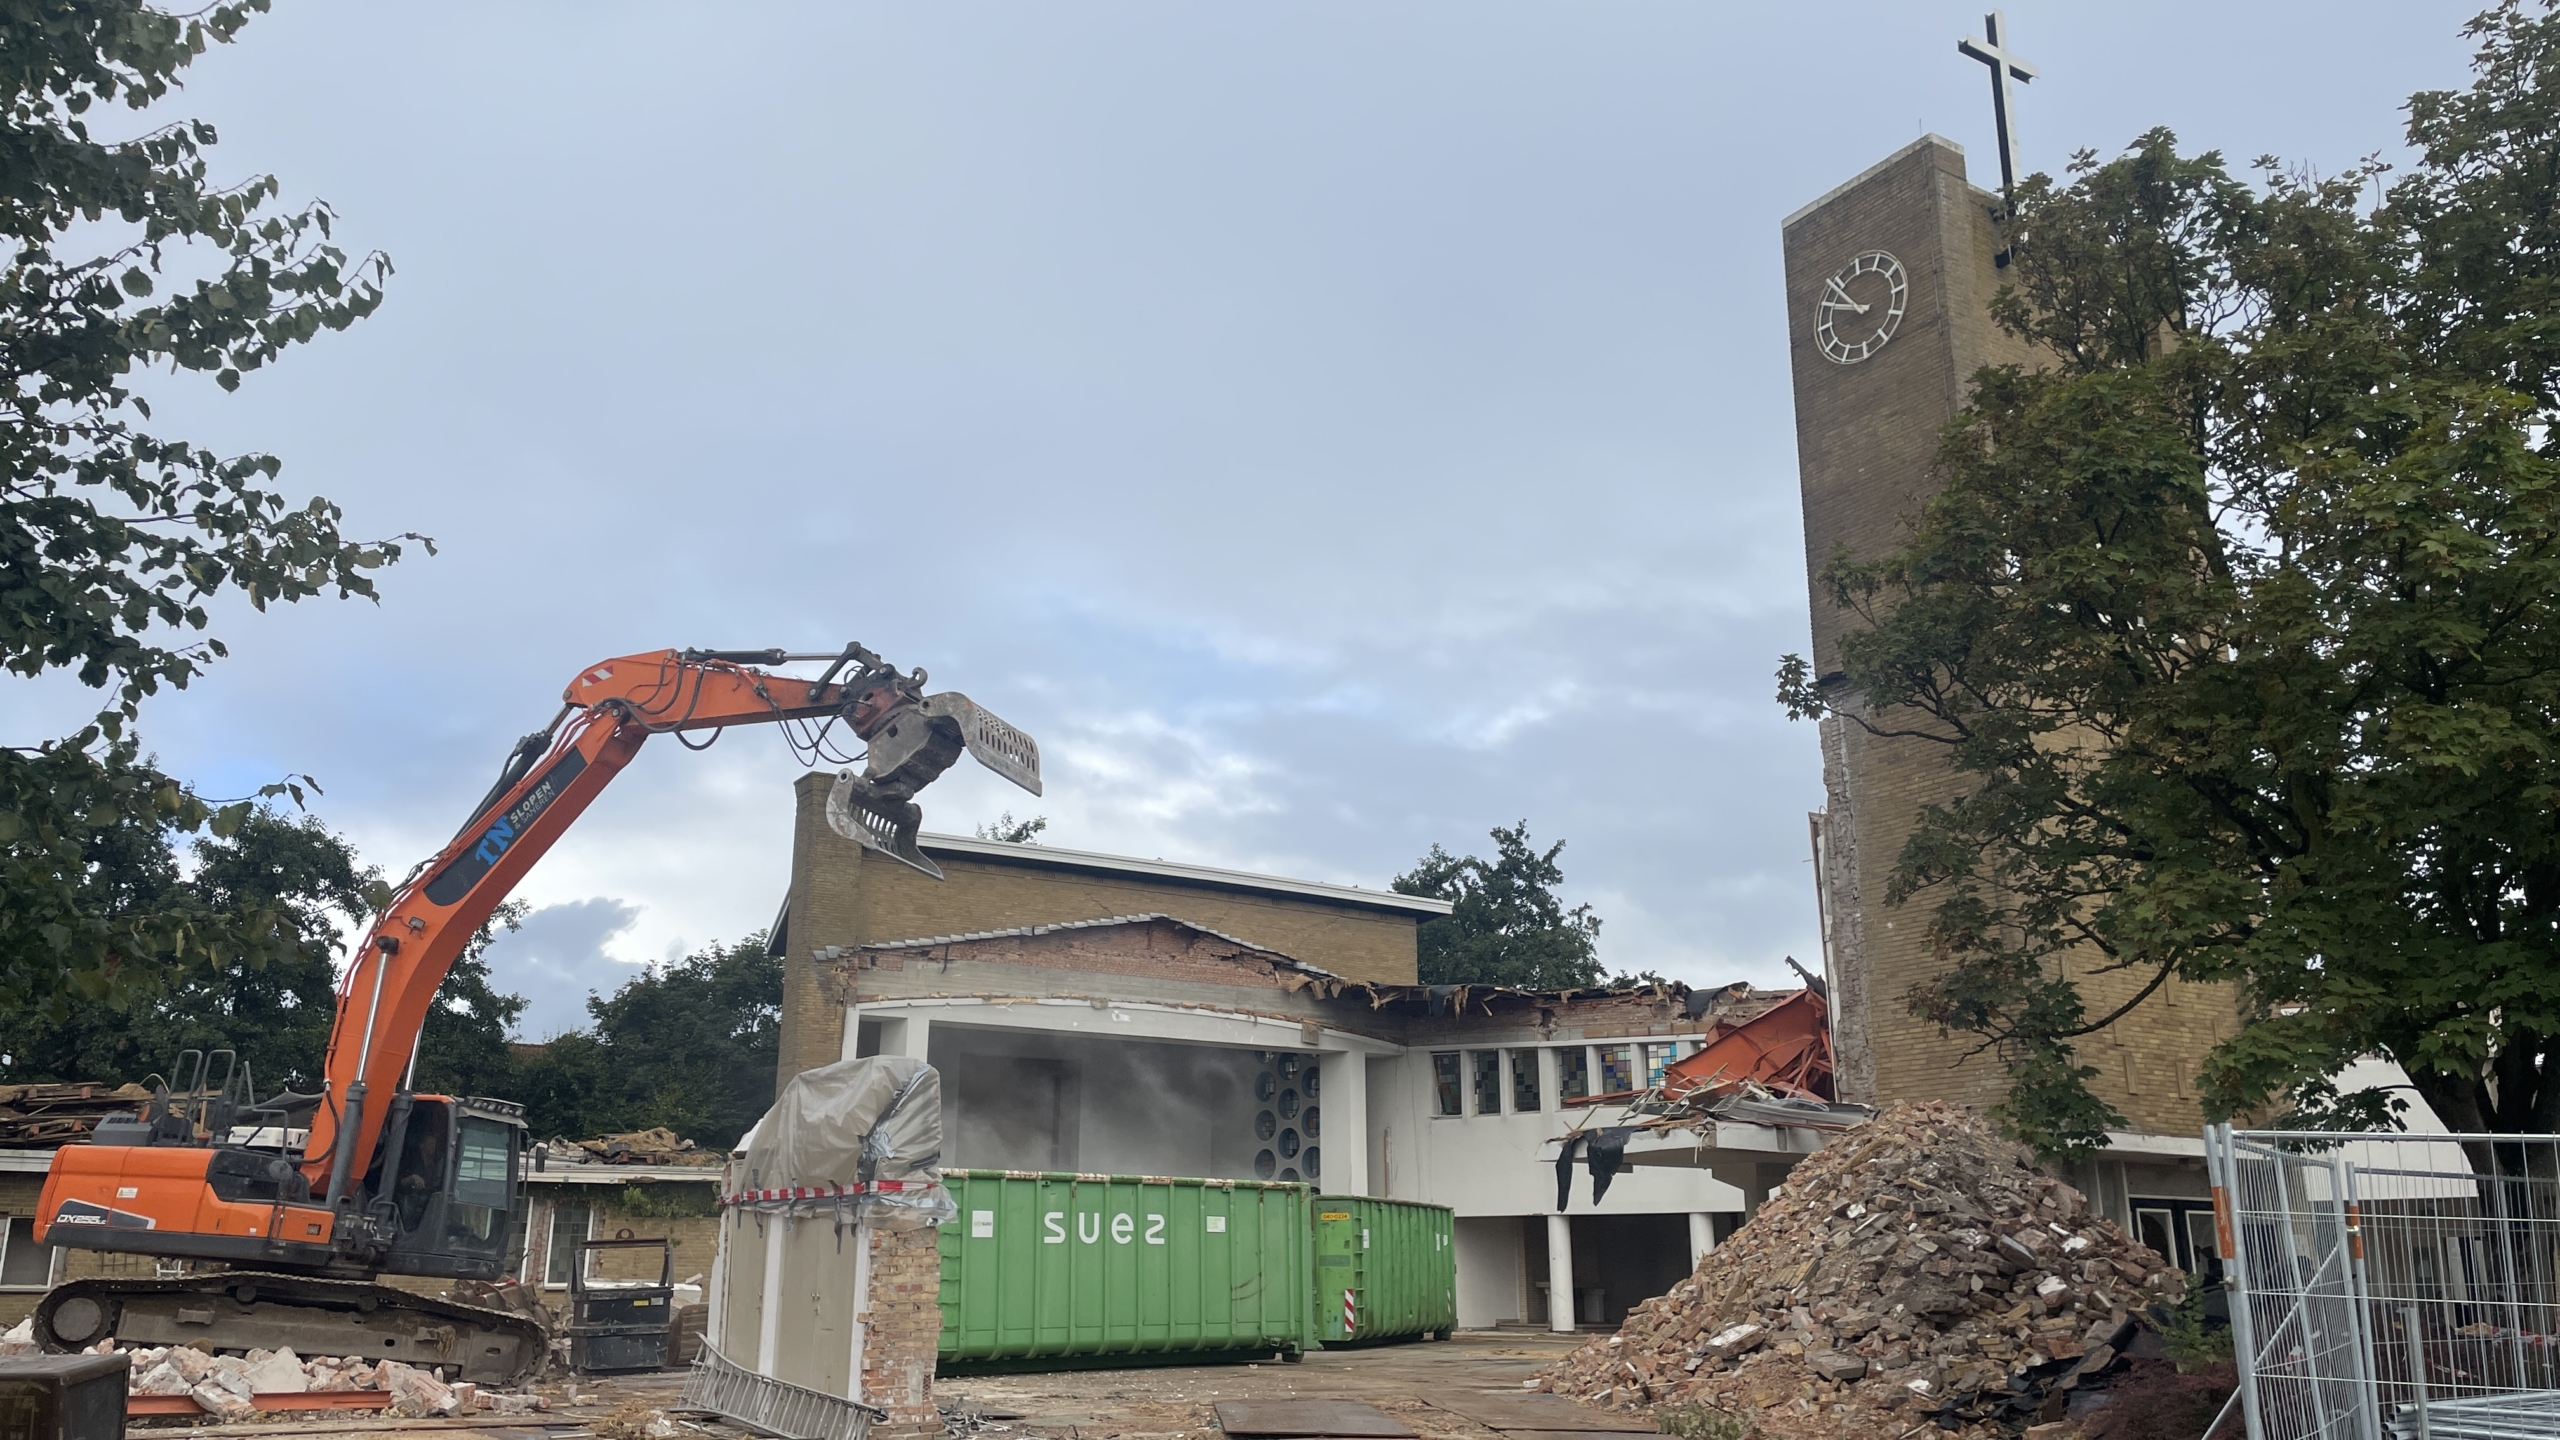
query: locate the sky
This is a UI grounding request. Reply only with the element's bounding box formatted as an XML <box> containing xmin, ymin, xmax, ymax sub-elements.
<box><xmin>7</xmin><ymin>3</ymin><xmax>2484</xmax><ymax>1040</ymax></box>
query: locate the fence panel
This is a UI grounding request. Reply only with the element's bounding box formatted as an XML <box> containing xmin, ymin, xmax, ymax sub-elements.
<box><xmin>2209</xmin><ymin>1126</ymin><xmax>2560</xmax><ymax>1440</ymax></box>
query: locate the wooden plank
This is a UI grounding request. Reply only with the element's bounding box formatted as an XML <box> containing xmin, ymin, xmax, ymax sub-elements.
<box><xmin>126</xmin><ymin>1395</ymin><xmax>206</xmax><ymax>1416</ymax></box>
<box><xmin>1422</xmin><ymin>1392</ymin><xmax>1654</xmax><ymax>1433</ymax></box>
<box><xmin>1213</xmin><ymin>1398</ymin><xmax>1418</xmax><ymax>1438</ymax></box>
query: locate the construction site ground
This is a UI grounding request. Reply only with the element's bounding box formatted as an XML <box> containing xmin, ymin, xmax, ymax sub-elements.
<box><xmin>117</xmin><ymin>1330</ymin><xmax>1597</xmax><ymax>1440</ymax></box>
<box><xmin>934</xmin><ymin>1327</ymin><xmax>1593</xmax><ymax>1439</ymax></box>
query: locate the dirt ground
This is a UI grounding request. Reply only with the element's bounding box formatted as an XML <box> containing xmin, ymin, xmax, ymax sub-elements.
<box><xmin>933</xmin><ymin>1328</ymin><xmax>1597</xmax><ymax>1440</ymax></box>
<box><xmin>125</xmin><ymin>1330</ymin><xmax>1603</xmax><ymax>1440</ymax></box>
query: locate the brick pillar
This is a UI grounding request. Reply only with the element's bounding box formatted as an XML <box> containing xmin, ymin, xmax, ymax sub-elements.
<box><xmin>780</xmin><ymin>772</ymin><xmax>866</xmax><ymax>1086</ymax></box>
<box><xmin>858</xmin><ymin>1226</ymin><xmax>942</xmax><ymax>1438</ymax></box>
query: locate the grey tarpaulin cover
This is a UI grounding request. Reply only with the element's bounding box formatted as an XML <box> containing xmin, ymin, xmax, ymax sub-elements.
<box><xmin>731</xmin><ymin>1055</ymin><xmax>953</xmax><ymax>1229</ymax></box>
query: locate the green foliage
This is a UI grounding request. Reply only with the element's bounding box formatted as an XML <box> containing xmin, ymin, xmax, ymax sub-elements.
<box><xmin>2159</xmin><ymin>1275</ymin><xmax>2235</xmax><ymax>1374</ymax></box>
<box><xmin>1777</xmin><ymin>5</ymin><xmax>2560</xmax><ymax>1156</ymax></box>
<box><xmin>0</xmin><ymin>813</ymin><xmax>530</xmax><ymax>1104</ymax></box>
<box><xmin>1394</xmin><ymin>823</ymin><xmax>1607</xmax><ymax>990</ymax></box>
<box><xmin>974</xmin><ymin>812</ymin><xmax>1047</xmax><ymax>843</ymax></box>
<box><xmin>0</xmin><ymin>807</ymin><xmax>369</xmax><ymax>1089</ymax></box>
<box><xmin>515</xmin><ymin>934</ymin><xmax>783</xmax><ymax>1148</ymax></box>
<box><xmin>411</xmin><ymin>903</ymin><xmax>529</xmax><ymax>1102</ymax></box>
<box><xmin>1</xmin><ymin>0</ymin><xmax>413</xmax><ymax>1013</ymax></box>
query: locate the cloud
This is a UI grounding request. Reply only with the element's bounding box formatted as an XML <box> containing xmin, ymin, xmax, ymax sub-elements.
<box><xmin>17</xmin><ymin>0</ymin><xmax>2476</xmax><ymax>1039</ymax></box>
<box><xmin>480</xmin><ymin>899</ymin><xmax>646</xmax><ymax>1042</ymax></box>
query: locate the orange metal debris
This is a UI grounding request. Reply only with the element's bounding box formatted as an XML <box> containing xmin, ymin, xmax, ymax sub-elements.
<box><xmin>1658</xmin><ymin>987</ymin><xmax>1834</xmax><ymax>1102</ymax></box>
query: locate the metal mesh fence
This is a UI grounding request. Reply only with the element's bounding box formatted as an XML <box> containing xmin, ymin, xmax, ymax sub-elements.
<box><xmin>2207</xmin><ymin>1125</ymin><xmax>2560</xmax><ymax>1440</ymax></box>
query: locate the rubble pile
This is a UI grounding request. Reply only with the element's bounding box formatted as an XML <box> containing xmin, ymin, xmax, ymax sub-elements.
<box><xmin>545</xmin><ymin>1126</ymin><xmax>720</xmax><ymax>1167</ymax></box>
<box><xmin>1539</xmin><ymin>1101</ymin><xmax>2184</xmax><ymax>1439</ymax></box>
<box><xmin>0</xmin><ymin>1321</ymin><xmax>547</xmax><ymax>1421</ymax></box>
<box><xmin>0</xmin><ymin>1081</ymin><xmax>151</xmax><ymax>1146</ymax></box>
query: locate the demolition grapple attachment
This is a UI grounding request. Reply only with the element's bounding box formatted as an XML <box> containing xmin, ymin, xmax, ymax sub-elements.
<box><xmin>824</xmin><ymin>668</ymin><xmax>1042</xmax><ymax>879</ymax></box>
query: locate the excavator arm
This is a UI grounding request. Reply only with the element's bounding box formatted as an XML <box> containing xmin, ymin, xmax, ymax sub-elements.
<box><xmin>305</xmin><ymin>643</ymin><xmax>1040</xmax><ymax>1203</ymax></box>
<box><xmin>33</xmin><ymin>642</ymin><xmax>1036</xmax><ymax>1372</ymax></box>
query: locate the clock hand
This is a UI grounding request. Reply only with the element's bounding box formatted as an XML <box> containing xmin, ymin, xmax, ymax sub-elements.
<box><xmin>1822</xmin><ymin>278</ymin><xmax>1870</xmax><ymax>315</ymax></box>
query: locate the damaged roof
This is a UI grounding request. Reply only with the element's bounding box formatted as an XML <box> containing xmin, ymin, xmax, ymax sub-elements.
<box><xmin>858</xmin><ymin>911</ymin><xmax>1328</xmax><ymax>971</ymax></box>
<box><xmin>910</xmin><ymin>833</ymin><xmax>1456</xmax><ymax>917</ymax></box>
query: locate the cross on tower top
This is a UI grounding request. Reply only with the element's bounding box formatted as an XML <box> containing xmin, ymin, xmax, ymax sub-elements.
<box><xmin>1957</xmin><ymin>10</ymin><xmax>2038</xmax><ymax>210</ymax></box>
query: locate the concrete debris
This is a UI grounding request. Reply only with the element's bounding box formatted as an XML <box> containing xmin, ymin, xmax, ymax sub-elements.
<box><xmin>1536</xmin><ymin>1101</ymin><xmax>2182</xmax><ymax>1439</ymax></box>
<box><xmin>190</xmin><ymin>1380</ymin><xmax>259</xmax><ymax>1422</ymax></box>
<box><xmin>545</xmin><ymin>1126</ymin><xmax>721</xmax><ymax>1167</ymax></box>
<box><xmin>34</xmin><ymin>1336</ymin><xmax>558</xmax><ymax>1419</ymax></box>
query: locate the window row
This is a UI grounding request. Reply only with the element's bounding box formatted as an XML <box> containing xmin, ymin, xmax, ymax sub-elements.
<box><xmin>1427</xmin><ymin>1041</ymin><xmax>1690</xmax><ymax>1118</ymax></box>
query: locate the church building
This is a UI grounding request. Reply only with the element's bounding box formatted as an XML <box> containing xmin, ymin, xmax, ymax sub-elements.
<box><xmin>1786</xmin><ymin>129</ymin><xmax>2231</xmax><ymax>1276</ymax></box>
<box><xmin>768</xmin><ymin>772</ymin><xmax>1783</xmax><ymax>1332</ymax></box>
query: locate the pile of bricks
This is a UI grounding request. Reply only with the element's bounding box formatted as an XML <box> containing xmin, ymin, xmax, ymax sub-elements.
<box><xmin>1537</xmin><ymin>1101</ymin><xmax>2183</xmax><ymax>1439</ymax></box>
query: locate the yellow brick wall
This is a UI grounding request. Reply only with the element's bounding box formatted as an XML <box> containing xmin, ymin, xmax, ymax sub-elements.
<box><xmin>521</xmin><ymin>1185</ymin><xmax>722</xmax><ymax>1293</ymax></box>
<box><xmin>1787</xmin><ymin>139</ymin><xmax>2239</xmax><ymax>1135</ymax></box>
<box><xmin>779</xmin><ymin>773</ymin><xmax>1425</xmax><ymax>1080</ymax></box>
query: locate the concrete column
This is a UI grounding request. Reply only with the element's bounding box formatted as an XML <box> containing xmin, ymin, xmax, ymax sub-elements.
<box><xmin>860</xmin><ymin>1012</ymin><xmax>928</xmax><ymax>1061</ymax></box>
<box><xmin>756</xmin><ymin>1213</ymin><xmax>789</xmax><ymax>1377</ymax></box>
<box><xmin>1319</xmin><ymin>1048</ymin><xmax>1369</xmax><ymax>1197</ymax></box>
<box><xmin>1545</xmin><ymin>1214</ymin><xmax>1577</xmax><ymax>1333</ymax></box>
<box><xmin>1688</xmin><ymin>1211</ymin><xmax>1716</xmax><ymax>1270</ymax></box>
<box><xmin>705</xmin><ymin>1209</ymin><xmax>729</xmax><ymax>1348</ymax></box>
<box><xmin>846</xmin><ymin>1223</ymin><xmax>872</xmax><ymax>1403</ymax></box>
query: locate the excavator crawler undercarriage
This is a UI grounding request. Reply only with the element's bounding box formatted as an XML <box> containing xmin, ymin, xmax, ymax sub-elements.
<box><xmin>35</xmin><ymin>1271</ymin><xmax>549</xmax><ymax>1386</ymax></box>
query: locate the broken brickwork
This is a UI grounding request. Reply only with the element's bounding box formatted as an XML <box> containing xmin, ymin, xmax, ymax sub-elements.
<box><xmin>860</xmin><ymin>1225</ymin><xmax>942</xmax><ymax>1438</ymax></box>
<box><xmin>1540</xmin><ymin>1103</ymin><xmax>2180</xmax><ymax>1438</ymax></box>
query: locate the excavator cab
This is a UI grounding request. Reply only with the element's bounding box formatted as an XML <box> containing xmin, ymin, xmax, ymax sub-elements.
<box><xmin>369</xmin><ymin>1096</ymin><xmax>527</xmax><ymax>1280</ymax></box>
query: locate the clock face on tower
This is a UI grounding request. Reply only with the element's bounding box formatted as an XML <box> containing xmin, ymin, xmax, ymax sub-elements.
<box><xmin>1814</xmin><ymin>250</ymin><xmax>1908</xmax><ymax>364</ymax></box>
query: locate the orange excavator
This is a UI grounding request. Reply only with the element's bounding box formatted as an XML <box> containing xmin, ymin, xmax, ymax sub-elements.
<box><xmin>28</xmin><ymin>645</ymin><xmax>1039</xmax><ymax>1381</ymax></box>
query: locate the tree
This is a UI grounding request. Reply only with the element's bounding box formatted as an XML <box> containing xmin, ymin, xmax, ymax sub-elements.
<box><xmin>1394</xmin><ymin>823</ymin><xmax>1608</xmax><ymax>990</ymax></box>
<box><xmin>1776</xmin><ymin>3</ymin><xmax>2560</xmax><ymax>1158</ymax></box>
<box><xmin>975</xmin><ymin>812</ymin><xmax>1047</xmax><ymax>843</ymax></box>
<box><xmin>515</xmin><ymin>934</ymin><xmax>783</xmax><ymax>1147</ymax></box>
<box><xmin>411</xmin><ymin>903</ymin><xmax>529</xmax><ymax>1102</ymax></box>
<box><xmin>1</xmin><ymin>0</ymin><xmax>413</xmax><ymax>1017</ymax></box>
<box><xmin>0</xmin><ymin>809</ymin><xmax>373</xmax><ymax>1091</ymax></box>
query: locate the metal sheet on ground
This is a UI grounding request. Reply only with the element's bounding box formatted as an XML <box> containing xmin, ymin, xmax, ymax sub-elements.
<box><xmin>1214</xmin><ymin>1398</ymin><xmax>1418</xmax><ymax>1437</ymax></box>
<box><xmin>1423</xmin><ymin>1392</ymin><xmax>1654</xmax><ymax>1432</ymax></box>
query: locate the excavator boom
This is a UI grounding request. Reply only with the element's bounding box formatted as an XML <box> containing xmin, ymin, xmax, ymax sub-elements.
<box><xmin>32</xmin><ymin>643</ymin><xmax>1039</xmax><ymax>1380</ymax></box>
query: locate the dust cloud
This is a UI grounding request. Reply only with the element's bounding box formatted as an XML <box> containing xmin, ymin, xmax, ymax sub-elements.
<box><xmin>928</xmin><ymin>1024</ymin><xmax>1269</xmax><ymax>1180</ymax></box>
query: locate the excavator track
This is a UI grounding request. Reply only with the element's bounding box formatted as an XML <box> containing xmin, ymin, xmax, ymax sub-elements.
<box><xmin>33</xmin><ymin>1272</ymin><xmax>549</xmax><ymax>1386</ymax></box>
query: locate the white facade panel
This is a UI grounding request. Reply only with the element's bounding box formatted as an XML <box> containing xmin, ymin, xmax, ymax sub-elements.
<box><xmin>1452</xmin><ymin>1216</ymin><xmax>1523</xmax><ymax>1329</ymax></box>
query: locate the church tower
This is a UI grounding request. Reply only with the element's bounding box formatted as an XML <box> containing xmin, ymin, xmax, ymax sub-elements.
<box><xmin>1784</xmin><ymin>135</ymin><xmax>2240</xmax><ymax>1148</ymax></box>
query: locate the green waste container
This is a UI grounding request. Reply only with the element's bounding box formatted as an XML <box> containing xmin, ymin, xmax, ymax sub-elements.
<box><xmin>1313</xmin><ymin>1196</ymin><xmax>1456</xmax><ymax>1345</ymax></box>
<box><xmin>938</xmin><ymin>1171</ymin><xmax>1319</xmax><ymax>1368</ymax></box>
